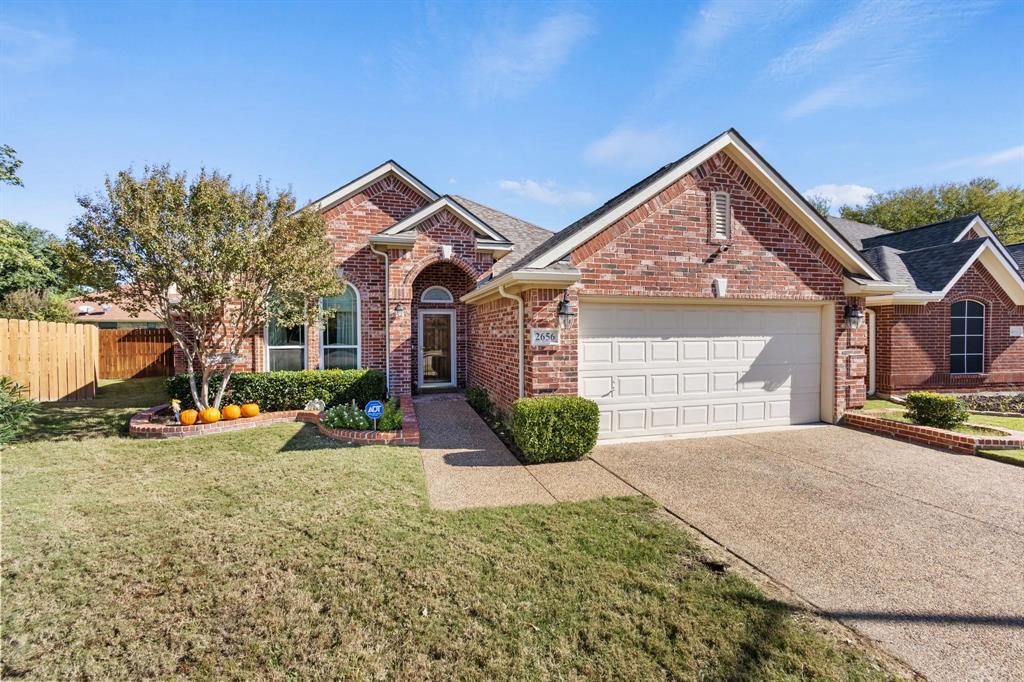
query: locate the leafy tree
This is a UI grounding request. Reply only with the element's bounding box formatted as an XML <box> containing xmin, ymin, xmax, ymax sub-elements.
<box><xmin>0</xmin><ymin>145</ymin><xmax>23</xmax><ymax>187</ymax></box>
<box><xmin>0</xmin><ymin>289</ymin><xmax>75</xmax><ymax>323</ymax></box>
<box><xmin>840</xmin><ymin>178</ymin><xmax>1024</xmax><ymax>244</ymax></box>
<box><xmin>65</xmin><ymin>166</ymin><xmax>340</xmax><ymax>410</ymax></box>
<box><xmin>0</xmin><ymin>219</ymin><xmax>68</xmax><ymax>297</ymax></box>
<box><xmin>805</xmin><ymin>193</ymin><xmax>832</xmax><ymax>218</ymax></box>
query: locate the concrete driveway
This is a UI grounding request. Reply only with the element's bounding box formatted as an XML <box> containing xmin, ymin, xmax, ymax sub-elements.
<box><xmin>591</xmin><ymin>426</ymin><xmax>1024</xmax><ymax>682</ymax></box>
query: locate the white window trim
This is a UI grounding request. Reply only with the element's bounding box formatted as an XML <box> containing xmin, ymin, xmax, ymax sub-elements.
<box><xmin>417</xmin><ymin>309</ymin><xmax>456</xmax><ymax>388</ymax></box>
<box><xmin>320</xmin><ymin>284</ymin><xmax>361</xmax><ymax>370</ymax></box>
<box><xmin>421</xmin><ymin>285</ymin><xmax>454</xmax><ymax>303</ymax></box>
<box><xmin>950</xmin><ymin>299</ymin><xmax>985</xmax><ymax>375</ymax></box>
<box><xmin>264</xmin><ymin>320</ymin><xmax>308</xmax><ymax>371</ymax></box>
<box><xmin>712</xmin><ymin>191</ymin><xmax>731</xmax><ymax>240</ymax></box>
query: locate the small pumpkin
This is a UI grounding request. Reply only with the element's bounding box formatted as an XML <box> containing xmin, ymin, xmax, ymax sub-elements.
<box><xmin>241</xmin><ymin>403</ymin><xmax>260</xmax><ymax>418</ymax></box>
<box><xmin>179</xmin><ymin>409</ymin><xmax>199</xmax><ymax>426</ymax></box>
<box><xmin>199</xmin><ymin>407</ymin><xmax>221</xmax><ymax>424</ymax></box>
<box><xmin>222</xmin><ymin>404</ymin><xmax>241</xmax><ymax>421</ymax></box>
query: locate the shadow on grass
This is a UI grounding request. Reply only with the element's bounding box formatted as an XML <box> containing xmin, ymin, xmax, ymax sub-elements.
<box><xmin>279</xmin><ymin>423</ymin><xmax>358</xmax><ymax>452</ymax></box>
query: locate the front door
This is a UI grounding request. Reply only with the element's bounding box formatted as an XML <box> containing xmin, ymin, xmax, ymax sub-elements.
<box><xmin>419</xmin><ymin>310</ymin><xmax>455</xmax><ymax>387</ymax></box>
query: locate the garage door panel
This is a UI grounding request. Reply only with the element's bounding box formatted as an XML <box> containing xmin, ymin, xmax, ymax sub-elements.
<box><xmin>580</xmin><ymin>303</ymin><xmax>823</xmax><ymax>440</ymax></box>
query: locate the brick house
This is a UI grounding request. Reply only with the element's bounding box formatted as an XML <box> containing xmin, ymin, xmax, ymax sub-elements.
<box><xmin>830</xmin><ymin>214</ymin><xmax>1024</xmax><ymax>395</ymax></box>
<box><xmin>176</xmin><ymin>128</ymin><xmax>1023</xmax><ymax>441</ymax></box>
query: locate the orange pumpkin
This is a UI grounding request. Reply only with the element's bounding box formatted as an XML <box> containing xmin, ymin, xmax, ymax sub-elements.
<box><xmin>179</xmin><ymin>409</ymin><xmax>198</xmax><ymax>426</ymax></box>
<box><xmin>240</xmin><ymin>403</ymin><xmax>260</xmax><ymax>418</ymax></box>
<box><xmin>222</xmin><ymin>404</ymin><xmax>241</xmax><ymax>420</ymax></box>
<box><xmin>199</xmin><ymin>407</ymin><xmax>221</xmax><ymax>424</ymax></box>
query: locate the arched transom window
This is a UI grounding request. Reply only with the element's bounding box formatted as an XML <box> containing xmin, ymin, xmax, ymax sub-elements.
<box><xmin>950</xmin><ymin>300</ymin><xmax>984</xmax><ymax>375</ymax></box>
<box><xmin>321</xmin><ymin>284</ymin><xmax>360</xmax><ymax>370</ymax></box>
<box><xmin>421</xmin><ymin>285</ymin><xmax>454</xmax><ymax>303</ymax></box>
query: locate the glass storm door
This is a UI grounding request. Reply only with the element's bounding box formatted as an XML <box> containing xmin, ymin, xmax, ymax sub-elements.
<box><xmin>420</xmin><ymin>312</ymin><xmax>454</xmax><ymax>386</ymax></box>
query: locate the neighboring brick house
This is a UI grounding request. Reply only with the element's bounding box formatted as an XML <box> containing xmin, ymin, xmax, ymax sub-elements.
<box><xmin>829</xmin><ymin>215</ymin><xmax>1024</xmax><ymax>395</ymax></box>
<box><xmin>179</xmin><ymin>128</ymin><xmax>930</xmax><ymax>441</ymax></box>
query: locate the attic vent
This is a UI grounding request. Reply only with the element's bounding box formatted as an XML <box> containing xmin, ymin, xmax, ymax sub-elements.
<box><xmin>712</xmin><ymin>192</ymin><xmax>730</xmax><ymax>240</ymax></box>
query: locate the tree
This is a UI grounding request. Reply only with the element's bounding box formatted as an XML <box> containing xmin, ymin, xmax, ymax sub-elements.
<box><xmin>0</xmin><ymin>219</ymin><xmax>68</xmax><ymax>297</ymax></box>
<box><xmin>65</xmin><ymin>166</ymin><xmax>341</xmax><ymax>410</ymax></box>
<box><xmin>805</xmin><ymin>193</ymin><xmax>832</xmax><ymax>218</ymax></box>
<box><xmin>0</xmin><ymin>289</ymin><xmax>75</xmax><ymax>323</ymax></box>
<box><xmin>1</xmin><ymin>145</ymin><xmax>23</xmax><ymax>187</ymax></box>
<box><xmin>840</xmin><ymin>178</ymin><xmax>1024</xmax><ymax>244</ymax></box>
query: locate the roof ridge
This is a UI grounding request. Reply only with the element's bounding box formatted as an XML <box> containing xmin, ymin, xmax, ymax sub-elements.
<box><xmin>450</xmin><ymin>195</ymin><xmax>552</xmax><ymax>235</ymax></box>
<box><xmin>865</xmin><ymin>212</ymin><xmax>979</xmax><ymax>239</ymax></box>
<box><xmin>893</xmin><ymin>236</ymin><xmax>989</xmax><ymax>256</ymax></box>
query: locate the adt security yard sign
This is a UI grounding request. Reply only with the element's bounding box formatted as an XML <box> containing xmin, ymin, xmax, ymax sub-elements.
<box><xmin>364</xmin><ymin>400</ymin><xmax>384</xmax><ymax>421</ymax></box>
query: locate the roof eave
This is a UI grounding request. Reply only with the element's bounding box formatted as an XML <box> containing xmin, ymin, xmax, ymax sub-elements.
<box><xmin>461</xmin><ymin>269</ymin><xmax>581</xmax><ymax>304</ymax></box>
<box><xmin>298</xmin><ymin>161</ymin><xmax>439</xmax><ymax>214</ymax></box>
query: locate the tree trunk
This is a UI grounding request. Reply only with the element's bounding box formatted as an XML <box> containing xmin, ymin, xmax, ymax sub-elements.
<box><xmin>212</xmin><ymin>365</ymin><xmax>234</xmax><ymax>409</ymax></box>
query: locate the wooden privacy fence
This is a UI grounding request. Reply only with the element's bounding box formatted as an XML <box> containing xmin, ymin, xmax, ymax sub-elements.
<box><xmin>0</xmin><ymin>318</ymin><xmax>99</xmax><ymax>401</ymax></box>
<box><xmin>99</xmin><ymin>328</ymin><xmax>174</xmax><ymax>379</ymax></box>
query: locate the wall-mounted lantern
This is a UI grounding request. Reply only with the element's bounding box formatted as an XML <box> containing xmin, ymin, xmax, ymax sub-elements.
<box><xmin>557</xmin><ymin>291</ymin><xmax>577</xmax><ymax>330</ymax></box>
<box><xmin>394</xmin><ymin>303</ymin><xmax>406</xmax><ymax>318</ymax></box>
<box><xmin>844</xmin><ymin>304</ymin><xmax>866</xmax><ymax>330</ymax></box>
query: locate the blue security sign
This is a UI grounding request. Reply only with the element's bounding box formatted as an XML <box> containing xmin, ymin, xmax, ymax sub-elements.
<box><xmin>364</xmin><ymin>400</ymin><xmax>384</xmax><ymax>420</ymax></box>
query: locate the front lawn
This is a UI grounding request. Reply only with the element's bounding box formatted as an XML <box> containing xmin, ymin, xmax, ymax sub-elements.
<box><xmin>1</xmin><ymin>381</ymin><xmax>896</xmax><ymax>679</ymax></box>
<box><xmin>976</xmin><ymin>448</ymin><xmax>1024</xmax><ymax>467</ymax></box>
<box><xmin>859</xmin><ymin>397</ymin><xmax>1024</xmax><ymax>433</ymax></box>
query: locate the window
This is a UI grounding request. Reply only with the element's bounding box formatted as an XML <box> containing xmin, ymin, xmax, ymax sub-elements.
<box><xmin>266</xmin><ymin>319</ymin><xmax>306</xmax><ymax>371</ymax></box>
<box><xmin>950</xmin><ymin>300</ymin><xmax>984</xmax><ymax>374</ymax></box>
<box><xmin>321</xmin><ymin>284</ymin><xmax>360</xmax><ymax>370</ymax></box>
<box><xmin>421</xmin><ymin>285</ymin><xmax>453</xmax><ymax>303</ymax></box>
<box><xmin>712</xmin><ymin>192</ymin><xmax>730</xmax><ymax>240</ymax></box>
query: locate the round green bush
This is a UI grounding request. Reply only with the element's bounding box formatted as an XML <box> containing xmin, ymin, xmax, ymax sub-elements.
<box><xmin>511</xmin><ymin>395</ymin><xmax>599</xmax><ymax>463</ymax></box>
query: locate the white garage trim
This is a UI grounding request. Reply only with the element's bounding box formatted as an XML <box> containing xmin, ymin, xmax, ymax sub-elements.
<box><xmin>578</xmin><ymin>298</ymin><xmax>836</xmax><ymax>441</ymax></box>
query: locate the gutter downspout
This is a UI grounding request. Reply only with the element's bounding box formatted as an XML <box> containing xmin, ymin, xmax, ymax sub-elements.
<box><xmin>369</xmin><ymin>243</ymin><xmax>391</xmax><ymax>396</ymax></box>
<box><xmin>498</xmin><ymin>284</ymin><xmax>525</xmax><ymax>398</ymax></box>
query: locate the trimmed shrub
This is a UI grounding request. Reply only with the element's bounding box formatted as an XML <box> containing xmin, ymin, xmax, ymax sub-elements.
<box><xmin>167</xmin><ymin>369</ymin><xmax>385</xmax><ymax>412</ymax></box>
<box><xmin>321</xmin><ymin>402</ymin><xmax>371</xmax><ymax>430</ymax></box>
<box><xmin>511</xmin><ymin>395</ymin><xmax>599</xmax><ymax>463</ymax></box>
<box><xmin>376</xmin><ymin>398</ymin><xmax>403</xmax><ymax>431</ymax></box>
<box><xmin>465</xmin><ymin>386</ymin><xmax>492</xmax><ymax>416</ymax></box>
<box><xmin>905</xmin><ymin>391</ymin><xmax>969</xmax><ymax>430</ymax></box>
<box><xmin>0</xmin><ymin>377</ymin><xmax>38</xmax><ymax>447</ymax></box>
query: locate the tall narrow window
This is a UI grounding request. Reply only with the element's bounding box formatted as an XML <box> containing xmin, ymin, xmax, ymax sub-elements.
<box><xmin>950</xmin><ymin>300</ymin><xmax>984</xmax><ymax>374</ymax></box>
<box><xmin>321</xmin><ymin>284</ymin><xmax>360</xmax><ymax>370</ymax></box>
<box><xmin>712</xmin><ymin>192</ymin><xmax>731</xmax><ymax>240</ymax></box>
<box><xmin>266</xmin><ymin>320</ymin><xmax>306</xmax><ymax>371</ymax></box>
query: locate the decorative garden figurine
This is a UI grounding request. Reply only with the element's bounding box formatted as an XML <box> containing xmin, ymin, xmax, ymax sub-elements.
<box><xmin>304</xmin><ymin>398</ymin><xmax>326</xmax><ymax>413</ymax></box>
<box><xmin>170</xmin><ymin>399</ymin><xmax>182</xmax><ymax>424</ymax></box>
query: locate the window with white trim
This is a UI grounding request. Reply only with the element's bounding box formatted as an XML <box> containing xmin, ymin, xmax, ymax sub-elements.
<box><xmin>266</xmin><ymin>320</ymin><xmax>306</xmax><ymax>371</ymax></box>
<box><xmin>421</xmin><ymin>285</ymin><xmax>454</xmax><ymax>303</ymax></box>
<box><xmin>321</xmin><ymin>284</ymin><xmax>360</xmax><ymax>370</ymax></box>
<box><xmin>712</xmin><ymin>192</ymin><xmax>731</xmax><ymax>239</ymax></box>
<box><xmin>950</xmin><ymin>300</ymin><xmax>984</xmax><ymax>374</ymax></box>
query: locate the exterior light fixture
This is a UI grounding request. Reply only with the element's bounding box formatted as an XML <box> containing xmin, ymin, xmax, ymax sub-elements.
<box><xmin>394</xmin><ymin>303</ymin><xmax>406</xmax><ymax>318</ymax></box>
<box><xmin>557</xmin><ymin>291</ymin><xmax>577</xmax><ymax>330</ymax></box>
<box><xmin>844</xmin><ymin>304</ymin><xmax>866</xmax><ymax>330</ymax></box>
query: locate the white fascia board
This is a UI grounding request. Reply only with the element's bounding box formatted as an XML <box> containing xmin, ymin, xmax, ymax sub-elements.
<box><xmin>476</xmin><ymin>240</ymin><xmax>514</xmax><ymax>257</ymax></box>
<box><xmin>864</xmin><ymin>294</ymin><xmax>939</xmax><ymax>306</ymax></box>
<box><xmin>382</xmin><ymin>197</ymin><xmax>506</xmax><ymax>241</ymax></box>
<box><xmin>300</xmin><ymin>161</ymin><xmax>439</xmax><ymax>214</ymax></box>
<box><xmin>522</xmin><ymin>130</ymin><xmax>883</xmax><ymax>281</ymax></box>
<box><xmin>367</xmin><ymin>233</ymin><xmax>416</xmax><ymax>248</ymax></box>
<box><xmin>843</xmin><ymin>277</ymin><xmax>905</xmax><ymax>295</ymax></box>
<box><xmin>461</xmin><ymin>269</ymin><xmax>581</xmax><ymax>304</ymax></box>
<box><xmin>956</xmin><ymin>215</ymin><xmax>1016</xmax><ymax>264</ymax></box>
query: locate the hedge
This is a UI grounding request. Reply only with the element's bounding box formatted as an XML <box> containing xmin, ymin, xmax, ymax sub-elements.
<box><xmin>904</xmin><ymin>391</ymin><xmax>969</xmax><ymax>430</ymax></box>
<box><xmin>511</xmin><ymin>395</ymin><xmax>599</xmax><ymax>464</ymax></box>
<box><xmin>167</xmin><ymin>369</ymin><xmax>386</xmax><ymax>412</ymax></box>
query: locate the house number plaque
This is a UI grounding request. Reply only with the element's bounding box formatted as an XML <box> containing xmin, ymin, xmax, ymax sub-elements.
<box><xmin>530</xmin><ymin>328</ymin><xmax>560</xmax><ymax>347</ymax></box>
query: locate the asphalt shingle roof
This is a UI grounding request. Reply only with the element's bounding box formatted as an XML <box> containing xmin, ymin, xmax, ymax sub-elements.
<box><xmin>450</xmin><ymin>196</ymin><xmax>554</xmax><ymax>276</ymax></box>
<box><xmin>1006</xmin><ymin>242</ymin><xmax>1024</xmax><ymax>271</ymax></box>
<box><xmin>826</xmin><ymin>217</ymin><xmax>890</xmax><ymax>250</ymax></box>
<box><xmin>860</xmin><ymin>238</ymin><xmax>987</xmax><ymax>295</ymax></box>
<box><xmin>858</xmin><ymin>214</ymin><xmax>978</xmax><ymax>252</ymax></box>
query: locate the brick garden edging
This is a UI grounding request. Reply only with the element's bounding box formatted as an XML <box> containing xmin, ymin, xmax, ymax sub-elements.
<box><xmin>842</xmin><ymin>411</ymin><xmax>1024</xmax><ymax>455</ymax></box>
<box><xmin>129</xmin><ymin>395</ymin><xmax>419</xmax><ymax>446</ymax></box>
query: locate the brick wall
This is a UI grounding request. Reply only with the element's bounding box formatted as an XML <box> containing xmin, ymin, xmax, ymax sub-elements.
<box><xmin>410</xmin><ymin>261</ymin><xmax>476</xmax><ymax>389</ymax></box>
<box><xmin>875</xmin><ymin>261</ymin><xmax>1024</xmax><ymax>393</ymax></box>
<box><xmin>466</xmin><ymin>295</ymin><xmax>520</xmax><ymax>414</ymax></box>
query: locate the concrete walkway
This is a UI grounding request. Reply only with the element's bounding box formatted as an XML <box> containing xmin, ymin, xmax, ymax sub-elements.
<box><xmin>415</xmin><ymin>395</ymin><xmax>636</xmax><ymax>510</ymax></box>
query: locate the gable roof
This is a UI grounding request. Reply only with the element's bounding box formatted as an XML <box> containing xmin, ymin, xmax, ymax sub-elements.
<box><xmin>826</xmin><ymin>217</ymin><xmax>890</xmax><ymax>250</ymax></box>
<box><xmin>380</xmin><ymin>195</ymin><xmax>511</xmax><ymax>243</ymax></box>
<box><xmin>1007</xmin><ymin>242</ymin><xmax>1024</xmax><ymax>271</ymax></box>
<box><xmin>496</xmin><ymin>128</ymin><xmax>883</xmax><ymax>281</ymax></box>
<box><xmin>450</xmin><ymin>196</ymin><xmax>553</xmax><ymax>276</ymax></box>
<box><xmin>300</xmin><ymin>160</ymin><xmax>439</xmax><ymax>213</ymax></box>
<box><xmin>858</xmin><ymin>214</ymin><xmax>979</xmax><ymax>252</ymax></box>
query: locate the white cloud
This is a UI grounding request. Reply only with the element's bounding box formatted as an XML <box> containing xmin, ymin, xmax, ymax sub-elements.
<box><xmin>937</xmin><ymin>144</ymin><xmax>1024</xmax><ymax>171</ymax></box>
<box><xmin>686</xmin><ymin>0</ymin><xmax>805</xmax><ymax>52</ymax></box>
<box><xmin>0</xmin><ymin>23</ymin><xmax>73</xmax><ymax>73</ymax></box>
<box><xmin>467</xmin><ymin>12</ymin><xmax>594</xmax><ymax>99</ymax></box>
<box><xmin>583</xmin><ymin>127</ymin><xmax>678</xmax><ymax>169</ymax></box>
<box><xmin>804</xmin><ymin>184</ymin><xmax>875</xmax><ymax>208</ymax></box>
<box><xmin>498</xmin><ymin>179</ymin><xmax>595</xmax><ymax>207</ymax></box>
<box><xmin>784</xmin><ymin>78</ymin><xmax>866</xmax><ymax>119</ymax></box>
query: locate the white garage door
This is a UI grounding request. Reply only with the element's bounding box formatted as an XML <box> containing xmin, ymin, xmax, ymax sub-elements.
<box><xmin>579</xmin><ymin>303</ymin><xmax>822</xmax><ymax>440</ymax></box>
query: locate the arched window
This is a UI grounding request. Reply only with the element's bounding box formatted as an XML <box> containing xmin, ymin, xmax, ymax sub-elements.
<box><xmin>421</xmin><ymin>286</ymin><xmax>454</xmax><ymax>303</ymax></box>
<box><xmin>266</xmin><ymin>320</ymin><xmax>306</xmax><ymax>371</ymax></box>
<box><xmin>950</xmin><ymin>300</ymin><xmax>984</xmax><ymax>374</ymax></box>
<box><xmin>321</xmin><ymin>284</ymin><xmax>360</xmax><ymax>370</ymax></box>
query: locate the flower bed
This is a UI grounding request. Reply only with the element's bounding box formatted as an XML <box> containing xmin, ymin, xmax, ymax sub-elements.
<box><xmin>130</xmin><ymin>396</ymin><xmax>419</xmax><ymax>445</ymax></box>
<box><xmin>843</xmin><ymin>411</ymin><xmax>1024</xmax><ymax>455</ymax></box>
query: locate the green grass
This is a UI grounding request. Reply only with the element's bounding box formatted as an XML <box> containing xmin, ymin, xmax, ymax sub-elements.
<box><xmin>860</xmin><ymin>397</ymin><xmax>1024</xmax><ymax>434</ymax></box>
<box><xmin>862</xmin><ymin>398</ymin><xmax>902</xmax><ymax>411</ymax></box>
<box><xmin>976</xmin><ymin>448</ymin><xmax>1024</xmax><ymax>466</ymax></box>
<box><xmin>1</xmin><ymin>380</ymin><xmax>897</xmax><ymax>680</ymax></box>
<box><xmin>967</xmin><ymin>414</ymin><xmax>1024</xmax><ymax>431</ymax></box>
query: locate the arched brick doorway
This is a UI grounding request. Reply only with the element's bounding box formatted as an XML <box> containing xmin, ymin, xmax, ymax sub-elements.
<box><xmin>411</xmin><ymin>261</ymin><xmax>476</xmax><ymax>392</ymax></box>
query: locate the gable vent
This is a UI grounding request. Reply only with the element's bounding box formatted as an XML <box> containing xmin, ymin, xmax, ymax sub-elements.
<box><xmin>712</xmin><ymin>192</ymin><xmax>730</xmax><ymax>240</ymax></box>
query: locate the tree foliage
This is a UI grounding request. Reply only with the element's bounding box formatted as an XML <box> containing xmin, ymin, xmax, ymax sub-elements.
<box><xmin>840</xmin><ymin>178</ymin><xmax>1024</xmax><ymax>244</ymax></box>
<box><xmin>0</xmin><ymin>145</ymin><xmax>23</xmax><ymax>187</ymax></box>
<box><xmin>65</xmin><ymin>166</ymin><xmax>341</xmax><ymax>409</ymax></box>
<box><xmin>804</xmin><ymin>193</ymin><xmax>832</xmax><ymax>219</ymax></box>
<box><xmin>0</xmin><ymin>289</ymin><xmax>75</xmax><ymax>323</ymax></box>
<box><xmin>0</xmin><ymin>219</ymin><xmax>68</xmax><ymax>298</ymax></box>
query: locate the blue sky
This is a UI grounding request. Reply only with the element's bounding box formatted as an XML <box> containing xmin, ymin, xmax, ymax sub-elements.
<box><xmin>2</xmin><ymin>0</ymin><xmax>1022</xmax><ymax>235</ymax></box>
